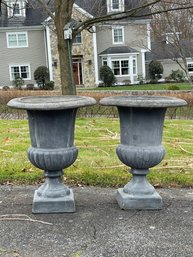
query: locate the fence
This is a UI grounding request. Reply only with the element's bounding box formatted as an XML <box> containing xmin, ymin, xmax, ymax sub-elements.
<box><xmin>0</xmin><ymin>89</ymin><xmax>193</xmax><ymax>119</ymax></box>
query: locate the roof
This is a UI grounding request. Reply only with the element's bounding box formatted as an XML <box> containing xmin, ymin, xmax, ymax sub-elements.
<box><xmin>99</xmin><ymin>46</ymin><xmax>138</xmax><ymax>55</ymax></box>
<box><xmin>0</xmin><ymin>0</ymin><xmax>151</xmax><ymax>28</ymax></box>
<box><xmin>0</xmin><ymin>0</ymin><xmax>54</xmax><ymax>27</ymax></box>
<box><xmin>146</xmin><ymin>40</ymin><xmax>193</xmax><ymax>61</ymax></box>
<box><xmin>75</xmin><ymin>0</ymin><xmax>150</xmax><ymax>19</ymax></box>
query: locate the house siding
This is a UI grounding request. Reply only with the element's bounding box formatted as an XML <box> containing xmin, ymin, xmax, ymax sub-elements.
<box><xmin>96</xmin><ymin>21</ymin><xmax>149</xmax><ymax>83</ymax></box>
<box><xmin>97</xmin><ymin>22</ymin><xmax>148</xmax><ymax>54</ymax></box>
<box><xmin>0</xmin><ymin>28</ymin><xmax>47</xmax><ymax>86</ymax></box>
<box><xmin>146</xmin><ymin>59</ymin><xmax>186</xmax><ymax>80</ymax></box>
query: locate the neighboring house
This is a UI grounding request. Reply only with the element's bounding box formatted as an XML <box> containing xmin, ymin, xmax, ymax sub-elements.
<box><xmin>146</xmin><ymin>33</ymin><xmax>193</xmax><ymax>79</ymax></box>
<box><xmin>0</xmin><ymin>0</ymin><xmax>151</xmax><ymax>88</ymax></box>
<box><xmin>0</xmin><ymin>0</ymin><xmax>50</xmax><ymax>87</ymax></box>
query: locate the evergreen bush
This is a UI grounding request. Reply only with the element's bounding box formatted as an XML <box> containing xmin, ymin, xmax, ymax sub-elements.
<box><xmin>149</xmin><ymin>60</ymin><xmax>163</xmax><ymax>80</ymax></box>
<box><xmin>170</xmin><ymin>69</ymin><xmax>185</xmax><ymax>82</ymax></box>
<box><xmin>34</xmin><ymin>66</ymin><xmax>49</xmax><ymax>89</ymax></box>
<box><xmin>99</xmin><ymin>65</ymin><xmax>116</xmax><ymax>87</ymax></box>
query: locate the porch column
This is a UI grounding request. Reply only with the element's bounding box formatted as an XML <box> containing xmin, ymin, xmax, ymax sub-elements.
<box><xmin>129</xmin><ymin>56</ymin><xmax>134</xmax><ymax>84</ymax></box>
<box><xmin>45</xmin><ymin>25</ymin><xmax>53</xmax><ymax>81</ymax></box>
<box><xmin>141</xmin><ymin>49</ymin><xmax>146</xmax><ymax>80</ymax></box>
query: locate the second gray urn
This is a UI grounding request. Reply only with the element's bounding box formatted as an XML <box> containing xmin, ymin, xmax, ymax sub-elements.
<box><xmin>8</xmin><ymin>95</ymin><xmax>96</xmax><ymax>213</ymax></box>
<box><xmin>100</xmin><ymin>96</ymin><xmax>187</xmax><ymax>210</ymax></box>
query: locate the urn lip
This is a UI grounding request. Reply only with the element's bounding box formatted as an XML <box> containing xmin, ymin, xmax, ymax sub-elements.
<box><xmin>100</xmin><ymin>96</ymin><xmax>187</xmax><ymax>108</ymax></box>
<box><xmin>7</xmin><ymin>95</ymin><xmax>96</xmax><ymax>110</ymax></box>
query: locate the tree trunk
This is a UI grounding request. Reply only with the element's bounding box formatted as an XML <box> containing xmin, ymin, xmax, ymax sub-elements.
<box><xmin>56</xmin><ymin>28</ymin><xmax>75</xmax><ymax>95</ymax></box>
<box><xmin>54</xmin><ymin>0</ymin><xmax>76</xmax><ymax>95</ymax></box>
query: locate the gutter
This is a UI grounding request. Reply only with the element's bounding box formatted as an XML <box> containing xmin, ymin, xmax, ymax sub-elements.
<box><xmin>0</xmin><ymin>25</ymin><xmax>45</xmax><ymax>32</ymax></box>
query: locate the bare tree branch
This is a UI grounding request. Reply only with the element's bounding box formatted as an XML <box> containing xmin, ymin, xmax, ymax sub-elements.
<box><xmin>34</xmin><ymin>0</ymin><xmax>55</xmax><ymax>20</ymax></box>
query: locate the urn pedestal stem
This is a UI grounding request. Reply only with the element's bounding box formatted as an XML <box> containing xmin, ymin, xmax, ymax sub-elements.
<box><xmin>100</xmin><ymin>96</ymin><xmax>187</xmax><ymax>210</ymax></box>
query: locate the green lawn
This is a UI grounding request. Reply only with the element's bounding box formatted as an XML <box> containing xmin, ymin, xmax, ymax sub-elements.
<box><xmin>80</xmin><ymin>82</ymin><xmax>192</xmax><ymax>91</ymax></box>
<box><xmin>0</xmin><ymin>118</ymin><xmax>193</xmax><ymax>187</ymax></box>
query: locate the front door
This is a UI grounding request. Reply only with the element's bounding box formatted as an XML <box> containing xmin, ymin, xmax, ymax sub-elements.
<box><xmin>72</xmin><ymin>59</ymin><xmax>83</xmax><ymax>85</ymax></box>
<box><xmin>73</xmin><ymin>63</ymin><xmax>79</xmax><ymax>85</ymax></box>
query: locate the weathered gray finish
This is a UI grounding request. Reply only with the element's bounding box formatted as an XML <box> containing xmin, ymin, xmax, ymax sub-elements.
<box><xmin>8</xmin><ymin>95</ymin><xmax>96</xmax><ymax>213</ymax></box>
<box><xmin>100</xmin><ymin>96</ymin><xmax>187</xmax><ymax>210</ymax></box>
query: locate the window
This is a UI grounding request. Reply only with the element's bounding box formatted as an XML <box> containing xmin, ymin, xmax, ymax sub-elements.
<box><xmin>165</xmin><ymin>32</ymin><xmax>181</xmax><ymax>44</ymax></box>
<box><xmin>10</xmin><ymin>65</ymin><xmax>30</xmax><ymax>80</ymax></box>
<box><xmin>133</xmin><ymin>59</ymin><xmax>137</xmax><ymax>75</ymax></box>
<box><xmin>107</xmin><ymin>0</ymin><xmax>124</xmax><ymax>12</ymax></box>
<box><xmin>112</xmin><ymin>60</ymin><xmax>129</xmax><ymax>76</ymax></box>
<box><xmin>7</xmin><ymin>32</ymin><xmax>28</xmax><ymax>48</ymax></box>
<box><xmin>112</xmin><ymin>0</ymin><xmax>119</xmax><ymax>10</ymax></box>
<box><xmin>112</xmin><ymin>27</ymin><xmax>124</xmax><ymax>44</ymax></box>
<box><xmin>102</xmin><ymin>58</ymin><xmax>108</xmax><ymax>66</ymax></box>
<box><xmin>73</xmin><ymin>33</ymin><xmax>82</xmax><ymax>44</ymax></box>
<box><xmin>8</xmin><ymin>1</ymin><xmax>26</xmax><ymax>17</ymax></box>
<box><xmin>12</xmin><ymin>3</ymin><xmax>21</xmax><ymax>15</ymax></box>
<box><xmin>187</xmin><ymin>62</ymin><xmax>193</xmax><ymax>72</ymax></box>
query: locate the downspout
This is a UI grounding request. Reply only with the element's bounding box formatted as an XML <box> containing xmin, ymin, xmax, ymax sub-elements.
<box><xmin>45</xmin><ymin>25</ymin><xmax>53</xmax><ymax>81</ymax></box>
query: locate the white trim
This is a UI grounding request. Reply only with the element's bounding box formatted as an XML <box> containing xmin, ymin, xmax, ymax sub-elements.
<box><xmin>0</xmin><ymin>26</ymin><xmax>44</xmax><ymax>32</ymax></box>
<box><xmin>147</xmin><ymin>22</ymin><xmax>151</xmax><ymax>50</ymax></box>
<box><xmin>93</xmin><ymin>26</ymin><xmax>99</xmax><ymax>85</ymax></box>
<box><xmin>165</xmin><ymin>32</ymin><xmax>181</xmax><ymax>44</ymax></box>
<box><xmin>132</xmin><ymin>57</ymin><xmax>137</xmax><ymax>76</ymax></box>
<box><xmin>99</xmin><ymin>53</ymin><xmax>139</xmax><ymax>57</ymax></box>
<box><xmin>107</xmin><ymin>0</ymin><xmax>124</xmax><ymax>13</ymax></box>
<box><xmin>187</xmin><ymin>61</ymin><xmax>193</xmax><ymax>73</ymax></box>
<box><xmin>129</xmin><ymin>56</ymin><xmax>134</xmax><ymax>84</ymax></box>
<box><xmin>73</xmin><ymin>3</ymin><xmax>94</xmax><ymax>18</ymax></box>
<box><xmin>141</xmin><ymin>50</ymin><xmax>146</xmax><ymax>79</ymax></box>
<box><xmin>111</xmin><ymin>58</ymin><xmax>130</xmax><ymax>77</ymax></box>
<box><xmin>9</xmin><ymin>64</ymin><xmax>31</xmax><ymax>81</ymax></box>
<box><xmin>44</xmin><ymin>3</ymin><xmax>93</xmax><ymax>23</ymax></box>
<box><xmin>72</xmin><ymin>58</ymin><xmax>84</xmax><ymax>85</ymax></box>
<box><xmin>6</xmin><ymin>31</ymin><xmax>28</xmax><ymax>48</ymax></box>
<box><xmin>101</xmin><ymin>55</ymin><xmax>138</xmax><ymax>83</ymax></box>
<box><xmin>112</xmin><ymin>26</ymin><xmax>124</xmax><ymax>44</ymax></box>
<box><xmin>8</xmin><ymin>0</ymin><xmax>26</xmax><ymax>17</ymax></box>
<box><xmin>45</xmin><ymin>26</ymin><xmax>53</xmax><ymax>81</ymax></box>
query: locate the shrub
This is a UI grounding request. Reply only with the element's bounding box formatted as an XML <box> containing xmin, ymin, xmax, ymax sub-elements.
<box><xmin>149</xmin><ymin>79</ymin><xmax>158</xmax><ymax>84</ymax></box>
<box><xmin>137</xmin><ymin>75</ymin><xmax>145</xmax><ymax>85</ymax></box>
<box><xmin>121</xmin><ymin>79</ymin><xmax>131</xmax><ymax>85</ymax></box>
<box><xmin>13</xmin><ymin>76</ymin><xmax>24</xmax><ymax>89</ymax></box>
<box><xmin>44</xmin><ymin>81</ymin><xmax>55</xmax><ymax>90</ymax></box>
<box><xmin>26</xmin><ymin>84</ymin><xmax>34</xmax><ymax>90</ymax></box>
<box><xmin>169</xmin><ymin>69</ymin><xmax>185</xmax><ymax>82</ymax></box>
<box><xmin>98</xmin><ymin>82</ymin><xmax>105</xmax><ymax>87</ymax></box>
<box><xmin>168</xmin><ymin>85</ymin><xmax>180</xmax><ymax>90</ymax></box>
<box><xmin>2</xmin><ymin>86</ymin><xmax>10</xmax><ymax>91</ymax></box>
<box><xmin>99</xmin><ymin>65</ymin><xmax>116</xmax><ymax>87</ymax></box>
<box><xmin>34</xmin><ymin>66</ymin><xmax>49</xmax><ymax>89</ymax></box>
<box><xmin>149</xmin><ymin>60</ymin><xmax>163</xmax><ymax>80</ymax></box>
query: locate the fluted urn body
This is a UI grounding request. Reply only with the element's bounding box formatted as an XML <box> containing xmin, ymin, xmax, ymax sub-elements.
<box><xmin>100</xmin><ymin>96</ymin><xmax>187</xmax><ymax>210</ymax></box>
<box><xmin>8</xmin><ymin>96</ymin><xmax>96</xmax><ymax>213</ymax></box>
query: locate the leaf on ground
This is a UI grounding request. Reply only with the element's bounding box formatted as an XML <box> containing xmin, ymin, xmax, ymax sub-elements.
<box><xmin>3</xmin><ymin>137</ymin><xmax>11</xmax><ymax>143</ymax></box>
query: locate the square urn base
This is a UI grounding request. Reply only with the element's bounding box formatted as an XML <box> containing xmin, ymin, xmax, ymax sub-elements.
<box><xmin>32</xmin><ymin>189</ymin><xmax>75</xmax><ymax>213</ymax></box>
<box><xmin>116</xmin><ymin>188</ymin><xmax>162</xmax><ymax>210</ymax></box>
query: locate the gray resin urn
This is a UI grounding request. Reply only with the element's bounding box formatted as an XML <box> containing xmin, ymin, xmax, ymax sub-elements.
<box><xmin>8</xmin><ymin>95</ymin><xmax>96</xmax><ymax>213</ymax></box>
<box><xmin>100</xmin><ymin>96</ymin><xmax>187</xmax><ymax>210</ymax></box>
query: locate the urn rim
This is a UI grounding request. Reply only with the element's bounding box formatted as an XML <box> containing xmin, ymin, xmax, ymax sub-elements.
<box><xmin>100</xmin><ymin>96</ymin><xmax>187</xmax><ymax>108</ymax></box>
<box><xmin>7</xmin><ymin>95</ymin><xmax>96</xmax><ymax>110</ymax></box>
